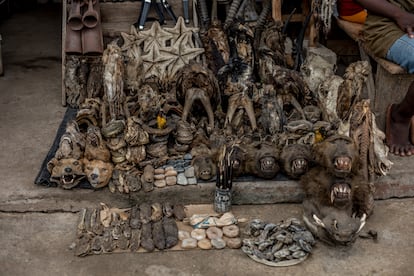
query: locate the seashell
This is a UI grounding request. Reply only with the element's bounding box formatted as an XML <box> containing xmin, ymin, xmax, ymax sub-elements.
<box><xmin>178</xmin><ymin>230</ymin><xmax>191</xmax><ymax>240</ymax></box>
<box><xmin>274</xmin><ymin>248</ymin><xmax>291</xmax><ymax>259</ymax></box>
<box><xmin>206</xmin><ymin>227</ymin><xmax>223</xmax><ymax>240</ymax></box>
<box><xmin>222</xmin><ymin>225</ymin><xmax>240</xmax><ymax>238</ymax></box>
<box><xmin>292</xmin><ymin>250</ymin><xmax>307</xmax><ymax>259</ymax></box>
<box><xmin>223</xmin><ymin>237</ymin><xmax>242</xmax><ymax>249</ymax></box>
<box><xmin>181</xmin><ymin>238</ymin><xmax>197</xmax><ymax>249</ymax></box>
<box><xmin>198</xmin><ymin>238</ymin><xmax>212</xmax><ymax>249</ymax></box>
<box><xmin>191</xmin><ymin>228</ymin><xmax>206</xmax><ymax>240</ymax></box>
<box><xmin>211</xmin><ymin>238</ymin><xmax>226</xmax><ymax>249</ymax></box>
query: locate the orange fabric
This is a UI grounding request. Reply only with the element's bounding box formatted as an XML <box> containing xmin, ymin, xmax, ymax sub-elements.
<box><xmin>339</xmin><ymin>10</ymin><xmax>367</xmax><ymax>24</ymax></box>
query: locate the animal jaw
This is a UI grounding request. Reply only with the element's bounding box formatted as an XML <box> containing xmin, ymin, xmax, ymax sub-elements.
<box><xmin>48</xmin><ymin>158</ymin><xmax>85</xmax><ymax>189</ymax></box>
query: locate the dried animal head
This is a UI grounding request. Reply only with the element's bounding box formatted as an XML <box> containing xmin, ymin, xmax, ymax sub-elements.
<box><xmin>245</xmin><ymin>143</ymin><xmax>280</xmax><ymax>179</ymax></box>
<box><xmin>83</xmin><ymin>159</ymin><xmax>114</xmax><ymax>189</ymax></box>
<box><xmin>192</xmin><ymin>155</ymin><xmax>216</xmax><ymax>181</ymax></box>
<box><xmin>312</xmin><ymin>134</ymin><xmax>359</xmax><ymax>177</ymax></box>
<box><xmin>280</xmin><ymin>143</ymin><xmax>311</xmax><ymax>179</ymax></box>
<box><xmin>302</xmin><ymin>199</ymin><xmax>366</xmax><ymax>246</ymax></box>
<box><xmin>84</xmin><ymin>125</ymin><xmax>111</xmax><ymax>162</ymax></box>
<box><xmin>47</xmin><ymin>157</ymin><xmax>85</xmax><ymax>189</ymax></box>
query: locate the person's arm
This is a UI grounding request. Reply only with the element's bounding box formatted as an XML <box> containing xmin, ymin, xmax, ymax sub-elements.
<box><xmin>356</xmin><ymin>0</ymin><xmax>414</xmax><ymax>37</ymax></box>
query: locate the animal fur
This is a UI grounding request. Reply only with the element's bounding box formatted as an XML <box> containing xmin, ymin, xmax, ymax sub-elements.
<box><xmin>83</xmin><ymin>159</ymin><xmax>114</xmax><ymax>189</ymax></box>
<box><xmin>47</xmin><ymin>157</ymin><xmax>85</xmax><ymax>189</ymax></box>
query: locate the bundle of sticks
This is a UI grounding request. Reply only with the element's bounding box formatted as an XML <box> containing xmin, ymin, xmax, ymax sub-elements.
<box><xmin>216</xmin><ymin>144</ymin><xmax>235</xmax><ymax>190</ymax></box>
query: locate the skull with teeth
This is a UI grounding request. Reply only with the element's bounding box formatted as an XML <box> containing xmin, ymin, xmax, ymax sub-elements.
<box><xmin>244</xmin><ymin>142</ymin><xmax>280</xmax><ymax>179</ymax></box>
<box><xmin>47</xmin><ymin>157</ymin><xmax>85</xmax><ymax>189</ymax></box>
<box><xmin>280</xmin><ymin>143</ymin><xmax>312</xmax><ymax>179</ymax></box>
<box><xmin>302</xmin><ymin>199</ymin><xmax>367</xmax><ymax>246</ymax></box>
<box><xmin>313</xmin><ymin>134</ymin><xmax>359</xmax><ymax>177</ymax></box>
<box><xmin>330</xmin><ymin>181</ymin><xmax>352</xmax><ymax>207</ymax></box>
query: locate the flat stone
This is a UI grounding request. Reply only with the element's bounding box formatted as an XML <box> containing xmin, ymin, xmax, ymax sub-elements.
<box><xmin>184</xmin><ymin>153</ymin><xmax>192</xmax><ymax>160</ymax></box>
<box><xmin>177</xmin><ymin>173</ymin><xmax>188</xmax><ymax>185</ymax></box>
<box><xmin>165</xmin><ymin>170</ymin><xmax>177</xmax><ymax>177</ymax></box>
<box><xmin>154</xmin><ymin>168</ymin><xmax>165</xmax><ymax>174</ymax></box>
<box><xmin>181</xmin><ymin>238</ymin><xmax>197</xmax><ymax>249</ymax></box>
<box><xmin>187</xmin><ymin>177</ymin><xmax>197</xmax><ymax>185</ymax></box>
<box><xmin>154</xmin><ymin>179</ymin><xmax>166</xmax><ymax>188</ymax></box>
<box><xmin>184</xmin><ymin>166</ymin><xmax>195</xmax><ymax>178</ymax></box>
<box><xmin>165</xmin><ymin>176</ymin><xmax>177</xmax><ymax>186</ymax></box>
<box><xmin>154</xmin><ymin>174</ymin><xmax>165</xmax><ymax>180</ymax></box>
<box><xmin>164</xmin><ymin>166</ymin><xmax>175</xmax><ymax>171</ymax></box>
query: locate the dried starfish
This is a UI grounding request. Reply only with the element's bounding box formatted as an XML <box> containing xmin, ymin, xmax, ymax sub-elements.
<box><xmin>141</xmin><ymin>43</ymin><xmax>175</xmax><ymax>79</ymax></box>
<box><xmin>160</xmin><ymin>35</ymin><xmax>205</xmax><ymax>77</ymax></box>
<box><xmin>140</xmin><ymin>21</ymin><xmax>173</xmax><ymax>53</ymax></box>
<box><xmin>163</xmin><ymin>16</ymin><xmax>199</xmax><ymax>47</ymax></box>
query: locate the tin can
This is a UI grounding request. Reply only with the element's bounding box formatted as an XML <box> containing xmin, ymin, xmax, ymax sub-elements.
<box><xmin>214</xmin><ymin>187</ymin><xmax>232</xmax><ymax>213</ymax></box>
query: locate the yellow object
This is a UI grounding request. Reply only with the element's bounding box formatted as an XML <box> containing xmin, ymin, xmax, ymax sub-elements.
<box><xmin>339</xmin><ymin>10</ymin><xmax>367</xmax><ymax>24</ymax></box>
<box><xmin>157</xmin><ymin>111</ymin><xmax>167</xmax><ymax>129</ymax></box>
<box><xmin>314</xmin><ymin>128</ymin><xmax>326</xmax><ymax>143</ymax></box>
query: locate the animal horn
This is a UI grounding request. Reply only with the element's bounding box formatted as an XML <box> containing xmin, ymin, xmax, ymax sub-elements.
<box><xmin>357</xmin><ymin>213</ymin><xmax>367</xmax><ymax>233</ymax></box>
<box><xmin>82</xmin><ymin>0</ymin><xmax>99</xmax><ymax>29</ymax></box>
<box><xmin>312</xmin><ymin>214</ymin><xmax>326</xmax><ymax>228</ymax></box>
<box><xmin>68</xmin><ymin>0</ymin><xmax>84</xmax><ymax>31</ymax></box>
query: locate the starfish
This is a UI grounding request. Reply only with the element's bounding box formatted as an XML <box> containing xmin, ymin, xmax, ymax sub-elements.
<box><xmin>121</xmin><ymin>26</ymin><xmax>145</xmax><ymax>51</ymax></box>
<box><xmin>140</xmin><ymin>21</ymin><xmax>174</xmax><ymax>53</ymax></box>
<box><xmin>141</xmin><ymin>43</ymin><xmax>175</xmax><ymax>79</ymax></box>
<box><xmin>160</xmin><ymin>35</ymin><xmax>205</xmax><ymax>77</ymax></box>
<box><xmin>164</xmin><ymin>16</ymin><xmax>199</xmax><ymax>47</ymax></box>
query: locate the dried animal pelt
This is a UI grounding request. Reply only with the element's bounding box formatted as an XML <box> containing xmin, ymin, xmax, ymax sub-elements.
<box><xmin>102</xmin><ymin>41</ymin><xmax>127</xmax><ymax>124</ymax></box>
<box><xmin>175</xmin><ymin>62</ymin><xmax>221</xmax><ymax>134</ymax></box>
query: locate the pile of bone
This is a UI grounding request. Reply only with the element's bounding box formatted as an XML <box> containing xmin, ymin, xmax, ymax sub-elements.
<box><xmin>242</xmin><ymin>218</ymin><xmax>316</xmax><ymax>266</ymax></box>
<box><xmin>72</xmin><ymin>202</ymin><xmax>186</xmax><ymax>256</ymax></box>
<box><xmin>179</xmin><ymin>212</ymin><xmax>243</xmax><ymax>250</ymax></box>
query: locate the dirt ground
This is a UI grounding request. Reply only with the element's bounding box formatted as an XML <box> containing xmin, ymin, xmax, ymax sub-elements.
<box><xmin>1</xmin><ymin>3</ymin><xmax>414</xmax><ymax>276</ymax></box>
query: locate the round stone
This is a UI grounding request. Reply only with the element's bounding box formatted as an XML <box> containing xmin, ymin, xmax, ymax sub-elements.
<box><xmin>165</xmin><ymin>176</ymin><xmax>177</xmax><ymax>186</ymax></box>
<box><xmin>197</xmin><ymin>238</ymin><xmax>212</xmax><ymax>250</ymax></box>
<box><xmin>184</xmin><ymin>166</ymin><xmax>195</xmax><ymax>178</ymax></box>
<box><xmin>181</xmin><ymin>238</ymin><xmax>197</xmax><ymax>249</ymax></box>
<box><xmin>177</xmin><ymin>173</ymin><xmax>188</xmax><ymax>185</ymax></box>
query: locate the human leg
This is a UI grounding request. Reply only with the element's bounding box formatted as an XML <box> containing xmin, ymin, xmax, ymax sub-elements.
<box><xmin>383</xmin><ymin>35</ymin><xmax>414</xmax><ymax>156</ymax></box>
<box><xmin>386</xmin><ymin>81</ymin><xmax>414</xmax><ymax>156</ymax></box>
<box><xmin>386</xmin><ymin>35</ymin><xmax>414</xmax><ymax>74</ymax></box>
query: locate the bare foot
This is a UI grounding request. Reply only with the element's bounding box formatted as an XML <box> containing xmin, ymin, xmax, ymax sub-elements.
<box><xmin>386</xmin><ymin>104</ymin><xmax>414</xmax><ymax>156</ymax></box>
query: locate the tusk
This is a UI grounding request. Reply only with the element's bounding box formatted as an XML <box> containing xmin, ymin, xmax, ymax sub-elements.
<box><xmin>312</xmin><ymin>214</ymin><xmax>326</xmax><ymax>228</ymax></box>
<box><xmin>356</xmin><ymin>213</ymin><xmax>367</xmax><ymax>233</ymax></box>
